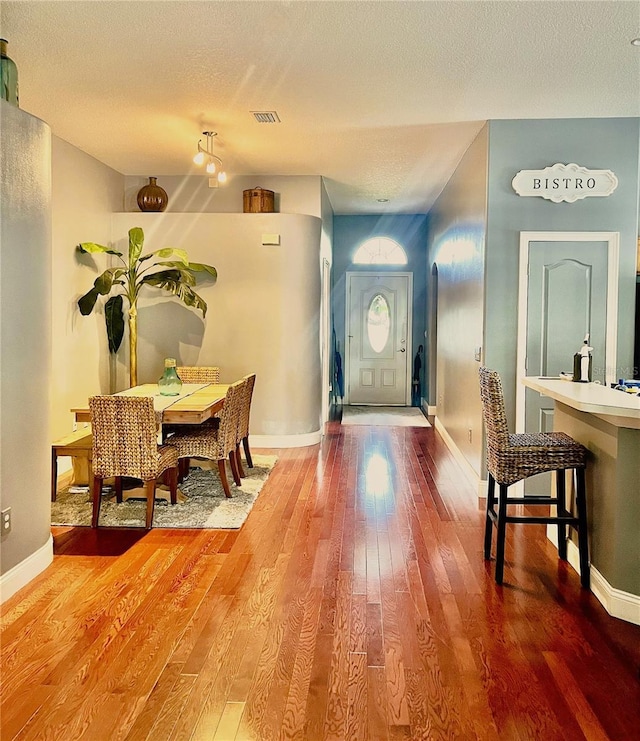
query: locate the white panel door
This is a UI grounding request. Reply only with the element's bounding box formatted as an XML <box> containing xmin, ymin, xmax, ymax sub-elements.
<box><xmin>524</xmin><ymin>240</ymin><xmax>610</xmax><ymax>495</ymax></box>
<box><xmin>346</xmin><ymin>272</ymin><xmax>411</xmax><ymax>405</ymax></box>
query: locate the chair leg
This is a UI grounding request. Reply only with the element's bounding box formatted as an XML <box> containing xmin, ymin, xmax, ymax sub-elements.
<box><xmin>51</xmin><ymin>449</ymin><xmax>58</xmax><ymax>502</ymax></box>
<box><xmin>217</xmin><ymin>459</ymin><xmax>232</xmax><ymax>498</ymax></box>
<box><xmin>242</xmin><ymin>436</ymin><xmax>253</xmax><ymax>468</ymax></box>
<box><xmin>575</xmin><ymin>467</ymin><xmax>590</xmax><ymax>589</ymax></box>
<box><xmin>229</xmin><ymin>451</ymin><xmax>242</xmax><ymax>486</ymax></box>
<box><xmin>484</xmin><ymin>474</ymin><xmax>496</xmax><ymax>559</ymax></box>
<box><xmin>91</xmin><ymin>475</ymin><xmax>103</xmax><ymax>528</ymax></box>
<box><xmin>495</xmin><ymin>484</ymin><xmax>508</xmax><ymax>585</ymax></box>
<box><xmin>168</xmin><ymin>466</ymin><xmax>178</xmax><ymax>505</ymax></box>
<box><xmin>145</xmin><ymin>480</ymin><xmax>156</xmax><ymax>529</ymax></box>
<box><xmin>556</xmin><ymin>468</ymin><xmax>567</xmax><ymax>561</ymax></box>
<box><xmin>236</xmin><ymin>444</ymin><xmax>246</xmax><ymax>478</ymax></box>
<box><xmin>115</xmin><ymin>476</ymin><xmax>123</xmax><ymax>503</ymax></box>
<box><xmin>178</xmin><ymin>458</ymin><xmax>190</xmax><ymax>482</ymax></box>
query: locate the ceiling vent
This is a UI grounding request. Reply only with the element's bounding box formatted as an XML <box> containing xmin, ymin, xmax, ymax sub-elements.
<box><xmin>251</xmin><ymin>111</ymin><xmax>281</xmax><ymax>123</ymax></box>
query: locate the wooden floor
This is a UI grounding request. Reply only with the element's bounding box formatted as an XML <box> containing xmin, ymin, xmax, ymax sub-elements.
<box><xmin>2</xmin><ymin>420</ymin><xmax>640</xmax><ymax>740</ymax></box>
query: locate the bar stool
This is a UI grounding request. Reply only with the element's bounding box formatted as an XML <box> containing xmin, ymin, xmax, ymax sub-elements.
<box><xmin>478</xmin><ymin>367</ymin><xmax>590</xmax><ymax>588</ymax></box>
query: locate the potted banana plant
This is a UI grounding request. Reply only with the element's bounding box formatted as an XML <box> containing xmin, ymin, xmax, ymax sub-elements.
<box><xmin>77</xmin><ymin>226</ymin><xmax>216</xmax><ymax>386</ymax></box>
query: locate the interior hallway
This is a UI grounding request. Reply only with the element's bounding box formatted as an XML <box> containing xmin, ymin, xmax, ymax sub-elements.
<box><xmin>2</xmin><ymin>421</ymin><xmax>640</xmax><ymax>740</ymax></box>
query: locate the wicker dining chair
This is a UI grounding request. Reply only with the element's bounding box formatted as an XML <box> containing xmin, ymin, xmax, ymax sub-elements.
<box><xmin>176</xmin><ymin>366</ymin><xmax>220</xmax><ymax>384</ymax></box>
<box><xmin>167</xmin><ymin>380</ymin><xmax>245</xmax><ymax>498</ymax></box>
<box><xmin>89</xmin><ymin>395</ymin><xmax>179</xmax><ymax>529</ymax></box>
<box><xmin>478</xmin><ymin>367</ymin><xmax>590</xmax><ymax>588</ymax></box>
<box><xmin>235</xmin><ymin>373</ymin><xmax>256</xmax><ymax>477</ymax></box>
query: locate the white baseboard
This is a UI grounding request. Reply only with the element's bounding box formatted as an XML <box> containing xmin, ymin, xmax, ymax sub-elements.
<box><xmin>252</xmin><ymin>430</ymin><xmax>322</xmax><ymax>449</ymax></box>
<box><xmin>433</xmin><ymin>417</ymin><xmax>482</xmax><ymax>495</ymax></box>
<box><xmin>546</xmin><ymin>525</ymin><xmax>640</xmax><ymax>625</ymax></box>
<box><xmin>1</xmin><ymin>535</ymin><xmax>53</xmax><ymax>604</ymax></box>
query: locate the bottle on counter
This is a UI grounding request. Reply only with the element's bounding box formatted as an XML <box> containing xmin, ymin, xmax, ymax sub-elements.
<box><xmin>572</xmin><ymin>334</ymin><xmax>593</xmax><ymax>383</ymax></box>
<box><xmin>0</xmin><ymin>38</ymin><xmax>19</xmax><ymax>107</ymax></box>
<box><xmin>158</xmin><ymin>358</ymin><xmax>182</xmax><ymax>396</ymax></box>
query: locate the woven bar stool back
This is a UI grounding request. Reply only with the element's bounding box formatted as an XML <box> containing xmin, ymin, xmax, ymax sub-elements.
<box><xmin>478</xmin><ymin>367</ymin><xmax>590</xmax><ymax>588</ymax></box>
<box><xmin>89</xmin><ymin>395</ymin><xmax>179</xmax><ymax>529</ymax></box>
<box><xmin>176</xmin><ymin>366</ymin><xmax>220</xmax><ymax>384</ymax></box>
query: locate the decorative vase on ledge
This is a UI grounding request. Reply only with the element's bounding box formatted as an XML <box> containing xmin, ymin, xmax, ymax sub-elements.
<box><xmin>137</xmin><ymin>177</ymin><xmax>168</xmax><ymax>212</ymax></box>
<box><xmin>0</xmin><ymin>38</ymin><xmax>19</xmax><ymax>107</ymax></box>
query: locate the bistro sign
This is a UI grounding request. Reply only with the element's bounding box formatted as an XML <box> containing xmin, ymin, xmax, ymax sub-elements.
<box><xmin>511</xmin><ymin>162</ymin><xmax>618</xmax><ymax>203</ymax></box>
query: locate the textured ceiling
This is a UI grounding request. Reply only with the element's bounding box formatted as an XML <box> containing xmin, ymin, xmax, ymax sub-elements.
<box><xmin>2</xmin><ymin>1</ymin><xmax>639</xmax><ymax>214</ymax></box>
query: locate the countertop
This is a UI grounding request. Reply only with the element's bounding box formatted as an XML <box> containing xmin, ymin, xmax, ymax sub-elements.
<box><xmin>523</xmin><ymin>377</ymin><xmax>640</xmax><ymax>429</ymax></box>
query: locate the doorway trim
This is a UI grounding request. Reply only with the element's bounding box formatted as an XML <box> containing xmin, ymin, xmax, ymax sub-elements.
<box><xmin>515</xmin><ymin>231</ymin><xmax>619</xmax><ymax>432</ymax></box>
<box><xmin>344</xmin><ymin>271</ymin><xmax>413</xmax><ymax>405</ymax></box>
<box><xmin>321</xmin><ymin>257</ymin><xmax>331</xmax><ymax>429</ymax></box>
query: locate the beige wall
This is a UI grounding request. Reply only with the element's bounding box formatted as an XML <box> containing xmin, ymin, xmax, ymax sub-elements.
<box><xmin>51</xmin><ymin>137</ymin><xmax>124</xmax><ymax>440</ymax></box>
<box><xmin>112</xmin><ymin>212</ymin><xmax>323</xmax><ymax>440</ymax></box>
<box><xmin>53</xmin><ymin>146</ymin><xmax>328</xmax><ymax>443</ymax></box>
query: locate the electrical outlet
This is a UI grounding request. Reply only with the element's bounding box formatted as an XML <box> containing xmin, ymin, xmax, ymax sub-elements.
<box><xmin>1</xmin><ymin>508</ymin><xmax>11</xmax><ymax>535</ymax></box>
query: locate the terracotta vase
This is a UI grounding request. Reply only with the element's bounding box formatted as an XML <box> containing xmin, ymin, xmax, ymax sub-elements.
<box><xmin>136</xmin><ymin>177</ymin><xmax>168</xmax><ymax>212</ymax></box>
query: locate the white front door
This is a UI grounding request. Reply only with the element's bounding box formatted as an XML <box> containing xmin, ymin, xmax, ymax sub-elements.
<box><xmin>346</xmin><ymin>272</ymin><xmax>412</xmax><ymax>405</ymax></box>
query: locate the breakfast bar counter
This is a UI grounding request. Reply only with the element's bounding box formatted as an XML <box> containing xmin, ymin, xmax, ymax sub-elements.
<box><xmin>524</xmin><ymin>377</ymin><xmax>640</xmax><ymax>624</ymax></box>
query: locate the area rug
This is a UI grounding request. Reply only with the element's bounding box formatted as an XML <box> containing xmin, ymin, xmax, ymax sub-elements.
<box><xmin>341</xmin><ymin>405</ymin><xmax>431</xmax><ymax>427</ymax></box>
<box><xmin>51</xmin><ymin>454</ymin><xmax>277</xmax><ymax>529</ymax></box>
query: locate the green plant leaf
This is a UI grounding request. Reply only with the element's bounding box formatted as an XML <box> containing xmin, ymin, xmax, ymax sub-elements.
<box><xmin>184</xmin><ymin>262</ymin><xmax>218</xmax><ymax>280</ymax></box>
<box><xmin>128</xmin><ymin>227</ymin><xmax>144</xmax><ymax>267</ymax></box>
<box><xmin>94</xmin><ymin>269</ymin><xmax>119</xmax><ymax>294</ymax></box>
<box><xmin>78</xmin><ymin>269</ymin><xmax>126</xmax><ymax>314</ymax></box>
<box><xmin>78</xmin><ymin>287</ymin><xmax>100</xmax><ymax>315</ymax></box>
<box><xmin>105</xmin><ymin>295</ymin><xmax>125</xmax><ymax>353</ymax></box>
<box><xmin>142</xmin><ymin>270</ymin><xmax>196</xmax><ymax>291</ymax></box>
<box><xmin>154</xmin><ymin>261</ymin><xmax>217</xmax><ymax>281</ymax></box>
<box><xmin>77</xmin><ymin>242</ymin><xmax>122</xmax><ymax>257</ymax></box>
<box><xmin>153</xmin><ymin>248</ymin><xmax>189</xmax><ymax>264</ymax></box>
<box><xmin>142</xmin><ymin>273</ymin><xmax>208</xmax><ymax>315</ymax></box>
<box><xmin>150</xmin><ymin>266</ymin><xmax>197</xmax><ymax>285</ymax></box>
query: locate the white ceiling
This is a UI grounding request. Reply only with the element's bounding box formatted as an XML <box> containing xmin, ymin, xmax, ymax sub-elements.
<box><xmin>2</xmin><ymin>1</ymin><xmax>639</xmax><ymax>214</ymax></box>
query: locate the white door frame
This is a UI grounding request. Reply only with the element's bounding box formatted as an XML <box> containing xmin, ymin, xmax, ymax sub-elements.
<box><xmin>344</xmin><ymin>271</ymin><xmax>413</xmax><ymax>405</ymax></box>
<box><xmin>515</xmin><ymin>231</ymin><xmax>619</xmax><ymax>433</ymax></box>
<box><xmin>321</xmin><ymin>258</ymin><xmax>331</xmax><ymax>428</ymax></box>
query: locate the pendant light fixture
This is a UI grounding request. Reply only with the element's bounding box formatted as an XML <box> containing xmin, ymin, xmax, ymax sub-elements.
<box><xmin>193</xmin><ymin>131</ymin><xmax>227</xmax><ymax>183</ymax></box>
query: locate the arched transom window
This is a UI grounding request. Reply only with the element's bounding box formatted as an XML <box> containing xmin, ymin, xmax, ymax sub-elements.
<box><xmin>353</xmin><ymin>237</ymin><xmax>408</xmax><ymax>265</ymax></box>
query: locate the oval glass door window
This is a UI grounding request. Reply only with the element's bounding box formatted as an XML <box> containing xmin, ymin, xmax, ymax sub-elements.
<box><xmin>367</xmin><ymin>294</ymin><xmax>391</xmax><ymax>353</ymax></box>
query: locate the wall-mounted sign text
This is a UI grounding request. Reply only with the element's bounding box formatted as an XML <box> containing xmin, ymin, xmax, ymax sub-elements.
<box><xmin>511</xmin><ymin>163</ymin><xmax>618</xmax><ymax>203</ymax></box>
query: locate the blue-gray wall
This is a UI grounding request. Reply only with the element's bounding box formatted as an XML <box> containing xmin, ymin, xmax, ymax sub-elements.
<box><xmin>485</xmin><ymin>118</ymin><xmax>640</xmax><ymax>426</ymax></box>
<box><xmin>332</xmin><ymin>215</ymin><xmax>428</xmax><ymax>403</ymax></box>
<box><xmin>426</xmin><ymin>117</ymin><xmax>640</xmax><ymax>483</ymax></box>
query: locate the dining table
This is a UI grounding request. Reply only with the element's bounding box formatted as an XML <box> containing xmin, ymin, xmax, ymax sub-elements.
<box><xmin>72</xmin><ymin>382</ymin><xmax>230</xmax><ymax>426</ymax></box>
<box><xmin>67</xmin><ymin>382</ymin><xmax>231</xmax><ymax>491</ymax></box>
